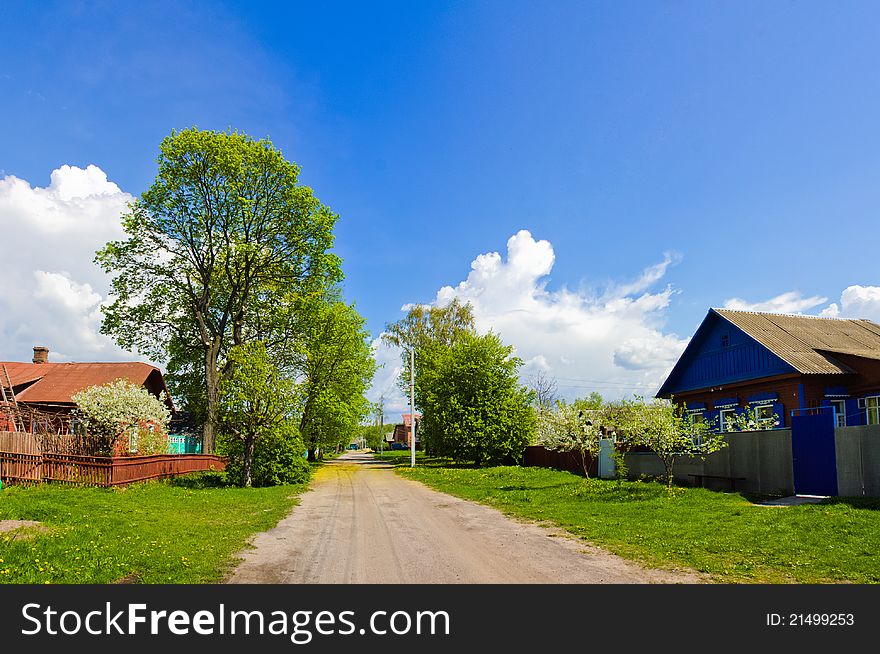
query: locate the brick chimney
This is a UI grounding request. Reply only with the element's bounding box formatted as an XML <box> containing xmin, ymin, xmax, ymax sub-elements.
<box><xmin>32</xmin><ymin>346</ymin><xmax>49</xmax><ymax>364</ymax></box>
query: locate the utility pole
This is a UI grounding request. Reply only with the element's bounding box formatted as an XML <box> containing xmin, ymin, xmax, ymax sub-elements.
<box><xmin>378</xmin><ymin>394</ymin><xmax>384</xmax><ymax>458</ymax></box>
<box><xmin>410</xmin><ymin>347</ymin><xmax>416</xmax><ymax>468</ymax></box>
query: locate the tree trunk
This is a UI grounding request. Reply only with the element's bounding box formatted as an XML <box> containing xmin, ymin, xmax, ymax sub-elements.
<box><xmin>664</xmin><ymin>456</ymin><xmax>675</xmax><ymax>488</ymax></box>
<box><xmin>580</xmin><ymin>449</ymin><xmax>590</xmax><ymax>478</ymax></box>
<box><xmin>202</xmin><ymin>340</ymin><xmax>221</xmax><ymax>454</ymax></box>
<box><xmin>243</xmin><ymin>435</ymin><xmax>255</xmax><ymax>488</ymax></box>
<box><xmin>307</xmin><ymin>433</ymin><xmax>318</xmax><ymax>462</ymax></box>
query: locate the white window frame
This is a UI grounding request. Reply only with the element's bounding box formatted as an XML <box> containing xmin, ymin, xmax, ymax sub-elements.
<box><xmin>866</xmin><ymin>396</ymin><xmax>880</xmax><ymax>426</ymax></box>
<box><xmin>719</xmin><ymin>408</ymin><xmax>737</xmax><ymax>432</ymax></box>
<box><xmin>830</xmin><ymin>399</ymin><xmax>847</xmax><ymax>428</ymax></box>
<box><xmin>753</xmin><ymin>404</ymin><xmax>776</xmax><ymax>429</ymax></box>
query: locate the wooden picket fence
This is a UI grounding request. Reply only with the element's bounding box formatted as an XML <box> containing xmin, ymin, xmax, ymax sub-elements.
<box><xmin>0</xmin><ymin>451</ymin><xmax>226</xmax><ymax>487</ymax></box>
<box><xmin>0</xmin><ymin>430</ymin><xmax>225</xmax><ymax>487</ymax></box>
<box><xmin>0</xmin><ymin>430</ymin><xmax>40</xmax><ymax>455</ymax></box>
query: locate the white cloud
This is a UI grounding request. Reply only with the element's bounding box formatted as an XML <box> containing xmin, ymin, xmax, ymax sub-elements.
<box><xmin>369</xmin><ymin>336</ymin><xmax>410</xmax><ymax>416</ymax></box>
<box><xmin>722</xmin><ymin>291</ymin><xmax>828</xmax><ymax>314</ymax></box>
<box><xmin>0</xmin><ymin>165</ymin><xmax>135</xmax><ymax>362</ymax></box>
<box><xmin>369</xmin><ymin>230</ymin><xmax>689</xmax><ymax>419</ymax></box>
<box><xmin>722</xmin><ymin>286</ymin><xmax>880</xmax><ymax>323</ymax></box>
<box><xmin>820</xmin><ymin>285</ymin><xmax>880</xmax><ymax>322</ymax></box>
<box><xmin>717</xmin><ymin>283</ymin><xmax>880</xmax><ymax>333</ymax></box>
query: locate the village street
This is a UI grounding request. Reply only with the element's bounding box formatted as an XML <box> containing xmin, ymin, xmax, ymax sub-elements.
<box><xmin>227</xmin><ymin>452</ymin><xmax>702</xmax><ymax>584</ymax></box>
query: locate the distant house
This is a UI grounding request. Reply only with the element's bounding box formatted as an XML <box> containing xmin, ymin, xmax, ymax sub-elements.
<box><xmin>0</xmin><ymin>346</ymin><xmax>173</xmax><ymax>433</ymax></box>
<box><xmin>392</xmin><ymin>412</ymin><xmax>421</xmax><ymax>447</ymax></box>
<box><xmin>657</xmin><ymin>309</ymin><xmax>880</xmax><ymax>430</ymax></box>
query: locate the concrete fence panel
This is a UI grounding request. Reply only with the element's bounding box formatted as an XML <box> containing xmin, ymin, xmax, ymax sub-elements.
<box><xmin>753</xmin><ymin>430</ymin><xmax>794</xmax><ymax>496</ymax></box>
<box><xmin>527</xmin><ymin>426</ymin><xmax>880</xmax><ymax>497</ymax></box>
<box><xmin>624</xmin><ymin>429</ymin><xmax>794</xmax><ymax>495</ymax></box>
<box><xmin>835</xmin><ymin>425</ymin><xmax>880</xmax><ymax>497</ymax></box>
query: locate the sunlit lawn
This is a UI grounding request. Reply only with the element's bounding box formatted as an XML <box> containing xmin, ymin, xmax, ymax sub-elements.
<box><xmin>0</xmin><ymin>473</ymin><xmax>306</xmax><ymax>583</ymax></box>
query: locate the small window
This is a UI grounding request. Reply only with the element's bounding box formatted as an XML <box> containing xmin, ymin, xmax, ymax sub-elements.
<box><xmin>866</xmin><ymin>396</ymin><xmax>880</xmax><ymax>425</ymax></box>
<box><xmin>719</xmin><ymin>408</ymin><xmax>737</xmax><ymax>432</ymax></box>
<box><xmin>688</xmin><ymin>412</ymin><xmax>705</xmax><ymax>445</ymax></box>
<box><xmin>721</xmin><ymin>334</ymin><xmax>730</xmax><ymax>347</ymax></box>
<box><xmin>830</xmin><ymin>399</ymin><xmax>846</xmax><ymax>428</ymax></box>
<box><xmin>754</xmin><ymin>405</ymin><xmax>777</xmax><ymax>429</ymax></box>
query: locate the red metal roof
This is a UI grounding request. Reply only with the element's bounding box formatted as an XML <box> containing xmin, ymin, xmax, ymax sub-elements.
<box><xmin>1</xmin><ymin>361</ymin><xmax>166</xmax><ymax>405</ymax></box>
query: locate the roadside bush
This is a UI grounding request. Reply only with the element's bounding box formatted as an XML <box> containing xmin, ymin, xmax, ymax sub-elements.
<box><xmin>420</xmin><ymin>332</ymin><xmax>535</xmax><ymax>466</ymax></box>
<box><xmin>221</xmin><ymin>423</ymin><xmax>310</xmax><ymax>487</ymax></box>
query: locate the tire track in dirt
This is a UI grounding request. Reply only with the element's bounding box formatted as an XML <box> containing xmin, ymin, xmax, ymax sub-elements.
<box><xmin>227</xmin><ymin>452</ymin><xmax>705</xmax><ymax>584</ymax></box>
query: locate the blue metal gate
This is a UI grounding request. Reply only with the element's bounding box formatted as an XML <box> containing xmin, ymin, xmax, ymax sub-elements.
<box><xmin>791</xmin><ymin>410</ymin><xmax>838</xmax><ymax>496</ymax></box>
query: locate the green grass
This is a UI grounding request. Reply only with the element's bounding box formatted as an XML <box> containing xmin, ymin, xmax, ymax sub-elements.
<box><xmin>371</xmin><ymin>448</ymin><xmax>427</xmax><ymax>463</ymax></box>
<box><xmin>0</xmin><ymin>473</ymin><xmax>307</xmax><ymax>583</ymax></box>
<box><xmin>396</xmin><ymin>463</ymin><xmax>880</xmax><ymax>583</ymax></box>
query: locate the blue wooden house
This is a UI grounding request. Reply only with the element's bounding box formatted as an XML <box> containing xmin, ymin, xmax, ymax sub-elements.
<box><xmin>657</xmin><ymin>309</ymin><xmax>880</xmax><ymax>429</ymax></box>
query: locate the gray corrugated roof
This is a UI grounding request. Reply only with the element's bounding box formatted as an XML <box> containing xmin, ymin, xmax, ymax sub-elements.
<box><xmin>713</xmin><ymin>309</ymin><xmax>880</xmax><ymax>374</ymax></box>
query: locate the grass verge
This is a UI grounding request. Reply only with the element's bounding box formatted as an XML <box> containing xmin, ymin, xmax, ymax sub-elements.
<box><xmin>0</xmin><ymin>472</ymin><xmax>307</xmax><ymax>583</ymax></box>
<box><xmin>396</xmin><ymin>462</ymin><xmax>880</xmax><ymax>583</ymax></box>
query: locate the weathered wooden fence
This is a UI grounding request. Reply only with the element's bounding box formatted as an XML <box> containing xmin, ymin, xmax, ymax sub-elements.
<box><xmin>0</xmin><ymin>430</ymin><xmax>39</xmax><ymax>454</ymax></box>
<box><xmin>522</xmin><ymin>445</ymin><xmax>598</xmax><ymax>476</ymax></box>
<box><xmin>0</xmin><ymin>429</ymin><xmax>224</xmax><ymax>487</ymax></box>
<box><xmin>0</xmin><ymin>451</ymin><xmax>226</xmax><ymax>487</ymax></box>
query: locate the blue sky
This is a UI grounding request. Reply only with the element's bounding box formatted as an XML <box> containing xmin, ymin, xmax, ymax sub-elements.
<box><xmin>2</xmin><ymin>1</ymin><xmax>880</xmax><ymax>414</ymax></box>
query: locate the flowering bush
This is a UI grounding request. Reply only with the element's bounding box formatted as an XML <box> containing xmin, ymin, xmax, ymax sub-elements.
<box><xmin>607</xmin><ymin>397</ymin><xmax>727</xmax><ymax>488</ymax></box>
<box><xmin>72</xmin><ymin>379</ymin><xmax>171</xmax><ymax>455</ymax></box>
<box><xmin>536</xmin><ymin>402</ymin><xmax>604</xmax><ymax>477</ymax></box>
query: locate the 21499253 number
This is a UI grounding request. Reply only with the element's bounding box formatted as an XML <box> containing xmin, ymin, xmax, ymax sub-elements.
<box><xmin>788</xmin><ymin>614</ymin><xmax>854</xmax><ymax>626</ymax></box>
<box><xmin>766</xmin><ymin>613</ymin><xmax>855</xmax><ymax>626</ymax></box>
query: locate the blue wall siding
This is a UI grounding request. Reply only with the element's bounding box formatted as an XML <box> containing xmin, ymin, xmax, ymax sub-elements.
<box><xmin>846</xmin><ymin>398</ymin><xmax>865</xmax><ymax>426</ymax></box>
<box><xmin>819</xmin><ymin>397</ymin><xmax>866</xmax><ymax>427</ymax></box>
<box><xmin>662</xmin><ymin>316</ymin><xmax>795</xmax><ymax>394</ymax></box>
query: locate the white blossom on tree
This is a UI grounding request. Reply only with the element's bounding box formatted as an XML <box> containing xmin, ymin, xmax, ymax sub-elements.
<box><xmin>72</xmin><ymin>379</ymin><xmax>171</xmax><ymax>455</ymax></box>
<box><xmin>608</xmin><ymin>397</ymin><xmax>727</xmax><ymax>488</ymax></box>
<box><xmin>536</xmin><ymin>401</ymin><xmax>604</xmax><ymax>477</ymax></box>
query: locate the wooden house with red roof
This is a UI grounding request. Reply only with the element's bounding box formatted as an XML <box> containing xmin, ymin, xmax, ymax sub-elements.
<box><xmin>0</xmin><ymin>346</ymin><xmax>173</xmax><ymax>433</ymax></box>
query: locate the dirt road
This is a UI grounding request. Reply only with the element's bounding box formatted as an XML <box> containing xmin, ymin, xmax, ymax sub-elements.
<box><xmin>227</xmin><ymin>452</ymin><xmax>701</xmax><ymax>584</ymax></box>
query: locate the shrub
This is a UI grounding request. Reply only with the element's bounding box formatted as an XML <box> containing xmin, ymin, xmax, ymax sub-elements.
<box><xmin>221</xmin><ymin>422</ymin><xmax>310</xmax><ymax>487</ymax></box>
<box><xmin>420</xmin><ymin>332</ymin><xmax>535</xmax><ymax>466</ymax></box>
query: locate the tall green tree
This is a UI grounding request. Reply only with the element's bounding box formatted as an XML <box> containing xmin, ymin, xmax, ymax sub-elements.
<box><xmin>297</xmin><ymin>300</ymin><xmax>376</xmax><ymax>460</ymax></box>
<box><xmin>418</xmin><ymin>331</ymin><xmax>535</xmax><ymax>465</ymax></box>
<box><xmin>382</xmin><ymin>298</ymin><xmax>476</xmax><ymax>383</ymax></box>
<box><xmin>218</xmin><ymin>342</ymin><xmax>300</xmax><ymax>487</ymax></box>
<box><xmin>96</xmin><ymin>128</ymin><xmax>340</xmax><ymax>452</ymax></box>
<box><xmin>382</xmin><ymin>298</ymin><xmax>477</xmax><ymax>437</ymax></box>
